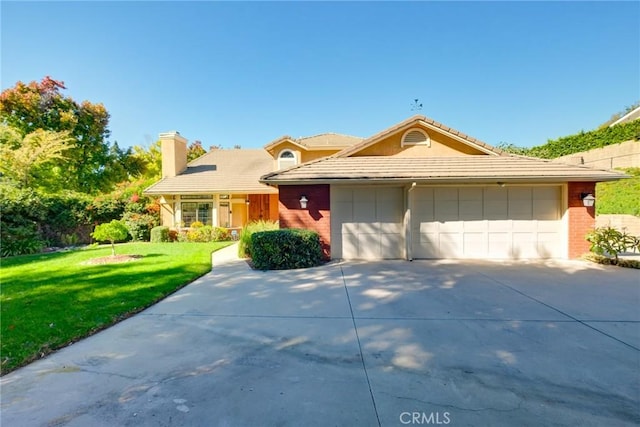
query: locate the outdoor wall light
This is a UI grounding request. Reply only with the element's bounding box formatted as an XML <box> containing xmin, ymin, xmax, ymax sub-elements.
<box><xmin>245</xmin><ymin>199</ymin><xmax>250</xmax><ymax>205</ymax></box>
<box><xmin>299</xmin><ymin>195</ymin><xmax>309</xmax><ymax>209</ymax></box>
<box><xmin>580</xmin><ymin>192</ymin><xmax>595</xmax><ymax>207</ymax></box>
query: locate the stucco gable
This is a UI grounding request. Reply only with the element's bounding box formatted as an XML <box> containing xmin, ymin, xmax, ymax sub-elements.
<box><xmin>336</xmin><ymin>115</ymin><xmax>504</xmax><ymax>158</ymax></box>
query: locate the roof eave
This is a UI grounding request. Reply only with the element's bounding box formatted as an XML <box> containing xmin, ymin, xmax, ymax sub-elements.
<box><xmin>260</xmin><ymin>174</ymin><xmax>626</xmax><ymax>186</ymax></box>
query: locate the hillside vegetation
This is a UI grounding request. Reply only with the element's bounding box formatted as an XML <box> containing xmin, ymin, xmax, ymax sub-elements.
<box><xmin>498</xmin><ymin>116</ymin><xmax>639</xmax><ymax>217</ymax></box>
<box><xmin>596</xmin><ymin>168</ymin><xmax>640</xmax><ymax>217</ymax></box>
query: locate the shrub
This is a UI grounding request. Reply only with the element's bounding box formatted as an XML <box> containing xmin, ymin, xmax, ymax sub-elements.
<box><xmin>186</xmin><ymin>225</ymin><xmax>212</xmax><ymax>242</ymax></box>
<box><xmin>185</xmin><ymin>226</ymin><xmax>231</xmax><ymax>242</ymax></box>
<box><xmin>121</xmin><ymin>211</ymin><xmax>158</xmax><ymax>241</ymax></box>
<box><xmin>586</xmin><ymin>226</ymin><xmax>639</xmax><ymax>263</ymax></box>
<box><xmin>190</xmin><ymin>221</ymin><xmax>204</xmax><ymax>228</ymax></box>
<box><xmin>212</xmin><ymin>227</ymin><xmax>230</xmax><ymax>241</ymax></box>
<box><xmin>583</xmin><ymin>253</ymin><xmax>640</xmax><ymax>269</ymax></box>
<box><xmin>0</xmin><ymin>225</ymin><xmax>45</xmax><ymax>257</ymax></box>
<box><xmin>251</xmin><ymin>229</ymin><xmax>323</xmax><ymax>270</ymax></box>
<box><xmin>238</xmin><ymin>220</ymin><xmax>279</xmax><ymax>258</ymax></box>
<box><xmin>92</xmin><ymin>220</ymin><xmax>129</xmax><ymax>256</ymax></box>
<box><xmin>150</xmin><ymin>226</ymin><xmax>170</xmax><ymax>243</ymax></box>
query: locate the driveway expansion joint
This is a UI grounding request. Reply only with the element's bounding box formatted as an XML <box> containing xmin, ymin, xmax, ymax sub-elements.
<box><xmin>340</xmin><ymin>265</ymin><xmax>382</xmax><ymax>427</ymax></box>
<box><xmin>475</xmin><ymin>270</ymin><xmax>640</xmax><ymax>352</ymax></box>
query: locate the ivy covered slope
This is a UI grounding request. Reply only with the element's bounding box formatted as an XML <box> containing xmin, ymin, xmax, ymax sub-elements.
<box><xmin>596</xmin><ymin>168</ymin><xmax>640</xmax><ymax>216</ymax></box>
<box><xmin>528</xmin><ymin>119</ymin><xmax>640</xmax><ymax>159</ymax></box>
<box><xmin>499</xmin><ymin>118</ymin><xmax>639</xmax><ymax>217</ymax></box>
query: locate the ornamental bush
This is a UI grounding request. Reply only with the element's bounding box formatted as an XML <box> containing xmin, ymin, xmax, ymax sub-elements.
<box><xmin>586</xmin><ymin>226</ymin><xmax>640</xmax><ymax>263</ymax></box>
<box><xmin>150</xmin><ymin>226</ymin><xmax>170</xmax><ymax>243</ymax></box>
<box><xmin>251</xmin><ymin>229</ymin><xmax>323</xmax><ymax>270</ymax></box>
<box><xmin>92</xmin><ymin>220</ymin><xmax>129</xmax><ymax>256</ymax></box>
<box><xmin>121</xmin><ymin>211</ymin><xmax>158</xmax><ymax>241</ymax></box>
<box><xmin>185</xmin><ymin>226</ymin><xmax>231</xmax><ymax>242</ymax></box>
<box><xmin>238</xmin><ymin>219</ymin><xmax>279</xmax><ymax>258</ymax></box>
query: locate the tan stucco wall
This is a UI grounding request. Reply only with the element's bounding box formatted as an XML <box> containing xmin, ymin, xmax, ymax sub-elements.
<box><xmin>301</xmin><ymin>150</ymin><xmax>338</xmax><ymax>162</ymax></box>
<box><xmin>268</xmin><ymin>142</ymin><xmax>341</xmax><ymax>164</ymax></box>
<box><xmin>554</xmin><ymin>140</ymin><xmax>639</xmax><ymax>170</ymax></box>
<box><xmin>352</xmin><ymin>127</ymin><xmax>485</xmax><ymax>157</ymax></box>
<box><xmin>160</xmin><ymin>132</ymin><xmax>188</xmax><ymax>178</ymax></box>
<box><xmin>596</xmin><ymin>214</ymin><xmax>640</xmax><ymax>236</ymax></box>
<box><xmin>160</xmin><ymin>199</ymin><xmax>175</xmax><ymax>227</ymax></box>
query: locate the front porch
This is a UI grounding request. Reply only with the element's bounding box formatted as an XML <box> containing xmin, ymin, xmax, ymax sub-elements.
<box><xmin>157</xmin><ymin>193</ymin><xmax>279</xmax><ymax>229</ymax></box>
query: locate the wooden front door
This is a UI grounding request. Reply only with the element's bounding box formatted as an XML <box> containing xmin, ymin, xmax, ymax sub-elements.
<box><xmin>248</xmin><ymin>194</ymin><xmax>270</xmax><ymax>222</ymax></box>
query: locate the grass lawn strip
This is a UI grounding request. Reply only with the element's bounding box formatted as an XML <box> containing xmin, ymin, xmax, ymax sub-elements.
<box><xmin>0</xmin><ymin>242</ymin><xmax>231</xmax><ymax>375</ymax></box>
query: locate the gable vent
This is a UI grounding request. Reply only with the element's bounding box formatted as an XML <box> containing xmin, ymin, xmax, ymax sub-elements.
<box><xmin>401</xmin><ymin>129</ymin><xmax>430</xmax><ymax>146</ymax></box>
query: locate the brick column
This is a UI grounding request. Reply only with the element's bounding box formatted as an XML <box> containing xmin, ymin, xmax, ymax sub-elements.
<box><xmin>278</xmin><ymin>185</ymin><xmax>331</xmax><ymax>259</ymax></box>
<box><xmin>567</xmin><ymin>182</ymin><xmax>596</xmax><ymax>258</ymax></box>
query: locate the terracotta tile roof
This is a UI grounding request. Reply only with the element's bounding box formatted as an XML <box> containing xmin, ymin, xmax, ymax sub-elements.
<box><xmin>144</xmin><ymin>149</ymin><xmax>277</xmax><ymax>195</ymax></box>
<box><xmin>260</xmin><ymin>156</ymin><xmax>626</xmax><ymax>184</ymax></box>
<box><xmin>335</xmin><ymin>115</ymin><xmax>505</xmax><ymax>158</ymax></box>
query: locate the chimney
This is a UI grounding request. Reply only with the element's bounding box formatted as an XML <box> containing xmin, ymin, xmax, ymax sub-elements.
<box><xmin>159</xmin><ymin>131</ymin><xmax>188</xmax><ymax>178</ymax></box>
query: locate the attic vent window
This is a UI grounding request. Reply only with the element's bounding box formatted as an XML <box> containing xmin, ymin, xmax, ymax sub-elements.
<box><xmin>401</xmin><ymin>129</ymin><xmax>430</xmax><ymax>147</ymax></box>
<box><xmin>278</xmin><ymin>149</ymin><xmax>298</xmax><ymax>170</ymax></box>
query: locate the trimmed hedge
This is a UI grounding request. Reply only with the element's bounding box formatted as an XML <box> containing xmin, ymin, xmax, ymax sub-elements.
<box><xmin>151</xmin><ymin>226</ymin><xmax>170</xmax><ymax>243</ymax></box>
<box><xmin>251</xmin><ymin>229</ymin><xmax>323</xmax><ymax>270</ymax></box>
<box><xmin>238</xmin><ymin>219</ymin><xmax>279</xmax><ymax>258</ymax></box>
<box><xmin>528</xmin><ymin>119</ymin><xmax>640</xmax><ymax>159</ymax></box>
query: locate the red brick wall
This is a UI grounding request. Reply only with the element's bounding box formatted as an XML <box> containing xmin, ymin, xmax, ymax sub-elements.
<box><xmin>567</xmin><ymin>182</ymin><xmax>596</xmax><ymax>259</ymax></box>
<box><xmin>278</xmin><ymin>185</ymin><xmax>331</xmax><ymax>259</ymax></box>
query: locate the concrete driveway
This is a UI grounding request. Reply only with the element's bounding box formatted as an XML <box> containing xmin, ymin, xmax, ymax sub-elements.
<box><xmin>2</xmin><ymin>244</ymin><xmax>639</xmax><ymax>426</ymax></box>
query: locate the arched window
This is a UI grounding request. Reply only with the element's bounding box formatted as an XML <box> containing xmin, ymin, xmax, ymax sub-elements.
<box><xmin>278</xmin><ymin>150</ymin><xmax>298</xmax><ymax>169</ymax></box>
<box><xmin>401</xmin><ymin>128</ymin><xmax>430</xmax><ymax>147</ymax></box>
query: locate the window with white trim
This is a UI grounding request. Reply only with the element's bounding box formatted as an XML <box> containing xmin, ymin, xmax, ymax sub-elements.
<box><xmin>278</xmin><ymin>150</ymin><xmax>297</xmax><ymax>169</ymax></box>
<box><xmin>181</xmin><ymin>202</ymin><xmax>213</xmax><ymax>226</ymax></box>
<box><xmin>401</xmin><ymin>128</ymin><xmax>430</xmax><ymax>147</ymax></box>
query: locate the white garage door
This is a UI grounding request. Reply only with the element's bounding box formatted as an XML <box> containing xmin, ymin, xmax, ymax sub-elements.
<box><xmin>412</xmin><ymin>186</ymin><xmax>563</xmax><ymax>259</ymax></box>
<box><xmin>331</xmin><ymin>187</ymin><xmax>404</xmax><ymax>259</ymax></box>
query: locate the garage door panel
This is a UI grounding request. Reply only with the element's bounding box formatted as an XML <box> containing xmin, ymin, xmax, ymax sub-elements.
<box><xmin>333</xmin><ymin>202</ymin><xmax>353</xmax><ymax>222</ymax></box>
<box><xmin>439</xmin><ymin>221</ymin><xmax>463</xmax><ymax>232</ymax></box>
<box><xmin>332</xmin><ymin>186</ymin><xmax>404</xmax><ymax>259</ymax></box>
<box><xmin>354</xmin><ymin>202</ymin><xmax>376</xmax><ymax>222</ymax></box>
<box><xmin>379</xmin><ymin>222</ymin><xmax>403</xmax><ymax>234</ymax></box>
<box><xmin>512</xmin><ymin>220</ymin><xmax>537</xmax><ymax>232</ymax></box>
<box><xmin>537</xmin><ymin>233</ymin><xmax>562</xmax><ymax>258</ymax></box>
<box><xmin>537</xmin><ymin>220</ymin><xmax>560</xmax><ymax>232</ymax></box>
<box><xmin>342</xmin><ymin>222</ymin><xmax>358</xmax><ymax>234</ymax></box>
<box><xmin>512</xmin><ymin>233</ymin><xmax>538</xmax><ymax>258</ymax></box>
<box><xmin>342</xmin><ymin>233</ymin><xmax>358</xmax><ymax>257</ymax></box>
<box><xmin>488</xmin><ymin>232</ymin><xmax>511</xmax><ymax>258</ymax></box>
<box><xmin>439</xmin><ymin>233</ymin><xmax>463</xmax><ymax>257</ymax></box>
<box><xmin>359</xmin><ymin>234</ymin><xmax>381</xmax><ymax>259</ymax></box>
<box><xmin>381</xmin><ymin>234</ymin><xmax>404</xmax><ymax>258</ymax></box>
<box><xmin>414</xmin><ymin>237</ymin><xmax>438</xmax><ymax>258</ymax></box>
<box><xmin>460</xmin><ymin>200</ymin><xmax>483</xmax><ymax>220</ymax></box>
<box><xmin>435</xmin><ymin>201</ymin><xmax>458</xmax><ymax>221</ymax></box>
<box><xmin>464</xmin><ymin>220</ymin><xmax>486</xmax><ymax>232</ymax></box>
<box><xmin>412</xmin><ymin>185</ymin><xmax>562</xmax><ymax>259</ymax></box>
<box><xmin>463</xmin><ymin>233</ymin><xmax>487</xmax><ymax>257</ymax></box>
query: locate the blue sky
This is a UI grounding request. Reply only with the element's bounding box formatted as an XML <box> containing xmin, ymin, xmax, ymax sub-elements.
<box><xmin>2</xmin><ymin>1</ymin><xmax>639</xmax><ymax>150</ymax></box>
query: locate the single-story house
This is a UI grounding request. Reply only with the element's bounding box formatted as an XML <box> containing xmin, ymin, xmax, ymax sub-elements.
<box><xmin>144</xmin><ymin>130</ymin><xmax>362</xmax><ymax>229</ymax></box>
<box><xmin>145</xmin><ymin>115</ymin><xmax>625</xmax><ymax>260</ymax></box>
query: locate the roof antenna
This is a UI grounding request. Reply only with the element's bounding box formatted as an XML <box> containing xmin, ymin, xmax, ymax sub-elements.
<box><xmin>410</xmin><ymin>98</ymin><xmax>423</xmax><ymax>112</ymax></box>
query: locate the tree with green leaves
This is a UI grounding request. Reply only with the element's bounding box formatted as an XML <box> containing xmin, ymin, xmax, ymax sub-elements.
<box><xmin>0</xmin><ymin>76</ymin><xmax>140</xmax><ymax>193</ymax></box>
<box><xmin>0</xmin><ymin>124</ymin><xmax>73</xmax><ymax>189</ymax></box>
<box><xmin>92</xmin><ymin>220</ymin><xmax>129</xmax><ymax>256</ymax></box>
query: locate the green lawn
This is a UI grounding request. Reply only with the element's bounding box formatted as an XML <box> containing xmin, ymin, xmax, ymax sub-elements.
<box><xmin>0</xmin><ymin>242</ymin><xmax>232</xmax><ymax>374</ymax></box>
